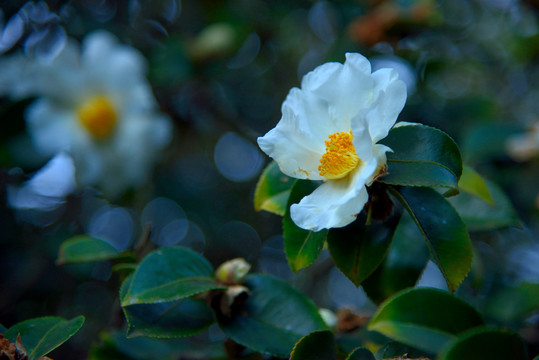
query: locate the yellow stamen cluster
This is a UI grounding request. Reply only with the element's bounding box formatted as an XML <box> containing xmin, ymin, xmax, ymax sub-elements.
<box><xmin>318</xmin><ymin>131</ymin><xmax>361</xmax><ymax>179</ymax></box>
<box><xmin>77</xmin><ymin>95</ymin><xmax>118</xmax><ymax>139</ymax></box>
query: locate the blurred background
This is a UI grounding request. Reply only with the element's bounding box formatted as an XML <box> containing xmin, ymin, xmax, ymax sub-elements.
<box><xmin>0</xmin><ymin>0</ymin><xmax>538</xmax><ymax>358</ymax></box>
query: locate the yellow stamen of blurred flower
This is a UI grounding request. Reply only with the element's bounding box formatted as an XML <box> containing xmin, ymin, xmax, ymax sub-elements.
<box><xmin>77</xmin><ymin>96</ymin><xmax>117</xmax><ymax>139</ymax></box>
<box><xmin>318</xmin><ymin>131</ymin><xmax>361</xmax><ymax>179</ymax></box>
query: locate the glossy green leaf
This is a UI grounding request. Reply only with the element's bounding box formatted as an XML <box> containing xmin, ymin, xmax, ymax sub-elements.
<box><xmin>438</xmin><ymin>327</ymin><xmax>528</xmax><ymax>360</ymax></box>
<box><xmin>327</xmin><ymin>212</ymin><xmax>400</xmax><ymax>286</ymax></box>
<box><xmin>458</xmin><ymin>166</ymin><xmax>494</xmax><ymax>204</ymax></box>
<box><xmin>5</xmin><ymin>316</ymin><xmax>85</xmax><ymax>360</ymax></box>
<box><xmin>254</xmin><ymin>161</ymin><xmax>295</xmax><ymax>216</ymax></box>
<box><xmin>346</xmin><ymin>347</ymin><xmax>375</xmax><ymax>360</ymax></box>
<box><xmin>217</xmin><ymin>274</ymin><xmax>327</xmax><ymax>357</ymax></box>
<box><xmin>0</xmin><ymin>324</ymin><xmax>6</xmax><ymax>333</ymax></box>
<box><xmin>389</xmin><ymin>186</ymin><xmax>472</xmax><ymax>292</ymax></box>
<box><xmin>283</xmin><ymin>180</ymin><xmax>328</xmax><ymax>272</ymax></box>
<box><xmin>362</xmin><ymin>212</ymin><xmax>430</xmax><ymax>304</ymax></box>
<box><xmin>290</xmin><ymin>330</ymin><xmax>335</xmax><ymax>360</ymax></box>
<box><xmin>120</xmin><ymin>275</ymin><xmax>214</xmax><ymax>338</ymax></box>
<box><xmin>379</xmin><ymin>124</ymin><xmax>462</xmax><ymax>192</ymax></box>
<box><xmin>57</xmin><ymin>235</ymin><xmax>120</xmax><ymax>264</ymax></box>
<box><xmin>368</xmin><ymin>288</ymin><xmax>483</xmax><ymax>354</ymax></box>
<box><xmin>448</xmin><ymin>177</ymin><xmax>521</xmax><ymax>231</ymax></box>
<box><xmin>122</xmin><ymin>247</ymin><xmax>225</xmax><ymax>306</ymax></box>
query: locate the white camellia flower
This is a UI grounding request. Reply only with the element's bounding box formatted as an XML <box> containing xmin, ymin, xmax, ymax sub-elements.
<box><xmin>0</xmin><ymin>31</ymin><xmax>172</xmax><ymax>197</ymax></box>
<box><xmin>258</xmin><ymin>53</ymin><xmax>407</xmax><ymax>231</ymax></box>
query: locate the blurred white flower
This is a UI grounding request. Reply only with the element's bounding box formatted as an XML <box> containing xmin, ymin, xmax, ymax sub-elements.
<box><xmin>0</xmin><ymin>30</ymin><xmax>172</xmax><ymax>196</ymax></box>
<box><xmin>506</xmin><ymin>122</ymin><xmax>539</xmax><ymax>162</ymax></box>
<box><xmin>258</xmin><ymin>53</ymin><xmax>406</xmax><ymax>231</ymax></box>
<box><xmin>8</xmin><ymin>152</ymin><xmax>76</xmax><ymax>211</ymax></box>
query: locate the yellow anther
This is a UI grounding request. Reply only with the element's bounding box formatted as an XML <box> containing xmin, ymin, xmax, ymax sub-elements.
<box><xmin>318</xmin><ymin>131</ymin><xmax>361</xmax><ymax>179</ymax></box>
<box><xmin>77</xmin><ymin>95</ymin><xmax>118</xmax><ymax>139</ymax></box>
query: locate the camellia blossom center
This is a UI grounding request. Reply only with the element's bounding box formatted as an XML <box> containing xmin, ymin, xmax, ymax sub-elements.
<box><xmin>318</xmin><ymin>131</ymin><xmax>361</xmax><ymax>179</ymax></box>
<box><xmin>77</xmin><ymin>95</ymin><xmax>118</xmax><ymax>139</ymax></box>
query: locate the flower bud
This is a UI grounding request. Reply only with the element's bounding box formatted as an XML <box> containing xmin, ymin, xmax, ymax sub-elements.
<box><xmin>215</xmin><ymin>258</ymin><xmax>251</xmax><ymax>285</ymax></box>
<box><xmin>318</xmin><ymin>308</ymin><xmax>338</xmax><ymax>328</ymax></box>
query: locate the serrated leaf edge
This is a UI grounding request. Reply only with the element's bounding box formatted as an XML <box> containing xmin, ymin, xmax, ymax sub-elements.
<box><xmin>388</xmin><ymin>187</ymin><xmax>472</xmax><ymax>291</ymax></box>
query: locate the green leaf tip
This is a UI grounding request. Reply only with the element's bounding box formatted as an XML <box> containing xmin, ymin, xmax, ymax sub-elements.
<box><xmin>57</xmin><ymin>235</ymin><xmax>120</xmax><ymax>265</ymax></box>
<box><xmin>389</xmin><ymin>186</ymin><xmax>473</xmax><ymax>292</ymax></box>
<box><xmin>380</xmin><ymin>124</ymin><xmax>463</xmax><ymax>193</ymax></box>
<box><xmin>5</xmin><ymin>316</ymin><xmax>85</xmax><ymax>360</ymax></box>
<box><xmin>254</xmin><ymin>161</ymin><xmax>294</xmax><ymax>216</ymax></box>
<box><xmin>283</xmin><ymin>180</ymin><xmax>328</xmax><ymax>273</ymax></box>
<box><xmin>368</xmin><ymin>287</ymin><xmax>483</xmax><ymax>354</ymax></box>
<box><xmin>121</xmin><ymin>246</ymin><xmax>225</xmax><ymax>306</ymax></box>
<box><xmin>459</xmin><ymin>166</ymin><xmax>494</xmax><ymax>205</ymax></box>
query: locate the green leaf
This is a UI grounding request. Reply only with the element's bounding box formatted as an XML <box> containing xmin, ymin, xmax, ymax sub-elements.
<box><xmin>362</xmin><ymin>212</ymin><xmax>430</xmax><ymax>304</ymax></box>
<box><xmin>89</xmin><ymin>330</ymin><xmax>226</xmax><ymax>360</ymax></box>
<box><xmin>389</xmin><ymin>186</ymin><xmax>472</xmax><ymax>292</ymax></box>
<box><xmin>283</xmin><ymin>180</ymin><xmax>328</xmax><ymax>272</ymax></box>
<box><xmin>122</xmin><ymin>247</ymin><xmax>225</xmax><ymax>306</ymax></box>
<box><xmin>0</xmin><ymin>324</ymin><xmax>6</xmax><ymax>333</ymax></box>
<box><xmin>57</xmin><ymin>235</ymin><xmax>120</xmax><ymax>264</ymax></box>
<box><xmin>327</xmin><ymin>212</ymin><xmax>400</xmax><ymax>286</ymax></box>
<box><xmin>379</xmin><ymin>124</ymin><xmax>463</xmax><ymax>192</ymax></box>
<box><xmin>368</xmin><ymin>288</ymin><xmax>484</xmax><ymax>354</ymax></box>
<box><xmin>5</xmin><ymin>316</ymin><xmax>84</xmax><ymax>360</ymax></box>
<box><xmin>217</xmin><ymin>274</ymin><xmax>327</xmax><ymax>357</ymax></box>
<box><xmin>124</xmin><ymin>298</ymin><xmax>215</xmax><ymax>339</ymax></box>
<box><xmin>486</xmin><ymin>282</ymin><xmax>539</xmax><ymax>323</ymax></box>
<box><xmin>111</xmin><ymin>262</ymin><xmax>138</xmax><ymax>275</ymax></box>
<box><xmin>120</xmin><ymin>275</ymin><xmax>214</xmax><ymax>338</ymax></box>
<box><xmin>448</xmin><ymin>177</ymin><xmax>521</xmax><ymax>231</ymax></box>
<box><xmin>461</xmin><ymin>123</ymin><xmax>522</xmax><ymax>164</ymax></box>
<box><xmin>290</xmin><ymin>330</ymin><xmax>335</xmax><ymax>360</ymax></box>
<box><xmin>254</xmin><ymin>161</ymin><xmax>295</xmax><ymax>216</ymax></box>
<box><xmin>346</xmin><ymin>347</ymin><xmax>375</xmax><ymax>360</ymax></box>
<box><xmin>458</xmin><ymin>166</ymin><xmax>494</xmax><ymax>204</ymax></box>
<box><xmin>438</xmin><ymin>327</ymin><xmax>528</xmax><ymax>360</ymax></box>
<box><xmin>374</xmin><ymin>341</ymin><xmax>430</xmax><ymax>359</ymax></box>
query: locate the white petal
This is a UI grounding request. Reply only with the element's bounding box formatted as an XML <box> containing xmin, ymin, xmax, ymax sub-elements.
<box><xmin>113</xmin><ymin>82</ymin><xmax>156</xmax><ymax>113</ymax></box>
<box><xmin>7</xmin><ymin>153</ymin><xmax>76</xmax><ymax>212</ymax></box>
<box><xmin>7</xmin><ymin>185</ymin><xmax>64</xmax><ymax>211</ymax></box>
<box><xmin>82</xmin><ymin>30</ymin><xmax>147</xmax><ymax>92</ymax></box>
<box><xmin>81</xmin><ymin>31</ymin><xmax>118</xmax><ymax>66</ymax></box>
<box><xmin>283</xmin><ymin>87</ymin><xmax>345</xmax><ymax>140</ymax></box>
<box><xmin>307</xmin><ymin>53</ymin><xmax>374</xmax><ymax>123</ymax></box>
<box><xmin>368</xmin><ymin>143</ymin><xmax>391</xmax><ymax>185</ymax></box>
<box><xmin>368</xmin><ymin>69</ymin><xmax>407</xmax><ymax>142</ymax></box>
<box><xmin>257</xmin><ymin>125</ymin><xmax>324</xmax><ymax>181</ymax></box>
<box><xmin>25</xmin><ymin>99</ymin><xmax>86</xmax><ymax>155</ymax></box>
<box><xmin>301</xmin><ymin>62</ymin><xmax>341</xmax><ymax>92</ymax></box>
<box><xmin>290</xmin><ymin>166</ymin><xmax>372</xmax><ymax>231</ymax></box>
<box><xmin>393</xmin><ymin>121</ymin><xmax>422</xmax><ymax>128</ymax></box>
<box><xmin>350</xmin><ymin>114</ymin><xmax>375</xmax><ymax>164</ymax></box>
<box><xmin>0</xmin><ymin>37</ymin><xmax>81</xmax><ymax>101</ymax></box>
<box><xmin>72</xmin><ymin>145</ymin><xmax>104</xmax><ymax>187</ymax></box>
<box><xmin>29</xmin><ymin>152</ymin><xmax>76</xmax><ymax>197</ymax></box>
<box><xmin>258</xmin><ymin>87</ymin><xmax>334</xmax><ymax>180</ymax></box>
